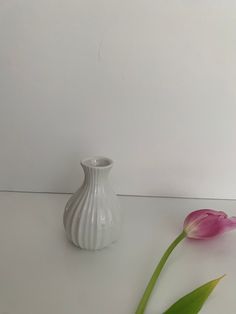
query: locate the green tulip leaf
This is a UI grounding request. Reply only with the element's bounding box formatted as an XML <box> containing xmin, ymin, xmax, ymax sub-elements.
<box><xmin>163</xmin><ymin>275</ymin><xmax>224</xmax><ymax>314</ymax></box>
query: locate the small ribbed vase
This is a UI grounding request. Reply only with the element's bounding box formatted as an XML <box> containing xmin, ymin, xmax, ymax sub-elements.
<box><xmin>63</xmin><ymin>156</ymin><xmax>121</xmax><ymax>250</ymax></box>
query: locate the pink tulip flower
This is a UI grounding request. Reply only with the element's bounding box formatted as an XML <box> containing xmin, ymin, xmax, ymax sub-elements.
<box><xmin>184</xmin><ymin>209</ymin><xmax>236</xmax><ymax>239</ymax></box>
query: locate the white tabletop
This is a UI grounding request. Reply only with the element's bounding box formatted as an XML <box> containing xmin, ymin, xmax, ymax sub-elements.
<box><xmin>0</xmin><ymin>192</ymin><xmax>236</xmax><ymax>314</ymax></box>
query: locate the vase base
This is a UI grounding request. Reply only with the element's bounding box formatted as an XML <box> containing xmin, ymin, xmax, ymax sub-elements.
<box><xmin>69</xmin><ymin>238</ymin><xmax>119</xmax><ymax>251</ymax></box>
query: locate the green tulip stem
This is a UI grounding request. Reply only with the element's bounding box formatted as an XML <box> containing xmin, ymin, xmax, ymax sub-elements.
<box><xmin>135</xmin><ymin>230</ymin><xmax>187</xmax><ymax>314</ymax></box>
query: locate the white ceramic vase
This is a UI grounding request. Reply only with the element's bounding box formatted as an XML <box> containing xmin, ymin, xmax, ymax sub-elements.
<box><xmin>63</xmin><ymin>156</ymin><xmax>121</xmax><ymax>250</ymax></box>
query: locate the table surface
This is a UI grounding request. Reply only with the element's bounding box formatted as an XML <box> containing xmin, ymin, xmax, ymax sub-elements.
<box><xmin>0</xmin><ymin>192</ymin><xmax>236</xmax><ymax>314</ymax></box>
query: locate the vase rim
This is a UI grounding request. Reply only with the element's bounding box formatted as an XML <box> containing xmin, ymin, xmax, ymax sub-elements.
<box><xmin>81</xmin><ymin>156</ymin><xmax>113</xmax><ymax>169</ymax></box>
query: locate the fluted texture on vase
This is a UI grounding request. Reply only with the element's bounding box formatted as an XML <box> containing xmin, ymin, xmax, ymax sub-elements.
<box><xmin>63</xmin><ymin>157</ymin><xmax>121</xmax><ymax>250</ymax></box>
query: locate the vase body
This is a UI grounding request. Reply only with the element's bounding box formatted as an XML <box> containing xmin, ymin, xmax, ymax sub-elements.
<box><xmin>63</xmin><ymin>156</ymin><xmax>121</xmax><ymax>250</ymax></box>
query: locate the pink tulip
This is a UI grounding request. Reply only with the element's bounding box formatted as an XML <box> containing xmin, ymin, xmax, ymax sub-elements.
<box><xmin>136</xmin><ymin>208</ymin><xmax>236</xmax><ymax>314</ymax></box>
<box><xmin>184</xmin><ymin>209</ymin><xmax>236</xmax><ymax>239</ymax></box>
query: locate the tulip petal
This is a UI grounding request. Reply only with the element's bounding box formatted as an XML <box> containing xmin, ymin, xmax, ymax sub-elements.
<box><xmin>220</xmin><ymin>216</ymin><xmax>236</xmax><ymax>232</ymax></box>
<box><xmin>184</xmin><ymin>209</ymin><xmax>236</xmax><ymax>239</ymax></box>
<box><xmin>187</xmin><ymin>215</ymin><xmax>224</xmax><ymax>239</ymax></box>
<box><xmin>184</xmin><ymin>209</ymin><xmax>226</xmax><ymax>229</ymax></box>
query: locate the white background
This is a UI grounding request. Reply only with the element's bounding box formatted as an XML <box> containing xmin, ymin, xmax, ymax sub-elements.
<box><xmin>1</xmin><ymin>1</ymin><xmax>236</xmax><ymax>198</ymax></box>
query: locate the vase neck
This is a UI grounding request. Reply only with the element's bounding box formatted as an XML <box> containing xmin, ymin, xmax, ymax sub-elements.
<box><xmin>82</xmin><ymin>164</ymin><xmax>111</xmax><ymax>186</ymax></box>
<box><xmin>81</xmin><ymin>156</ymin><xmax>113</xmax><ymax>187</ymax></box>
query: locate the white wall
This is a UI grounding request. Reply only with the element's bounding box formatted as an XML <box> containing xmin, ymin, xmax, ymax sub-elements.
<box><xmin>1</xmin><ymin>0</ymin><xmax>236</xmax><ymax>198</ymax></box>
